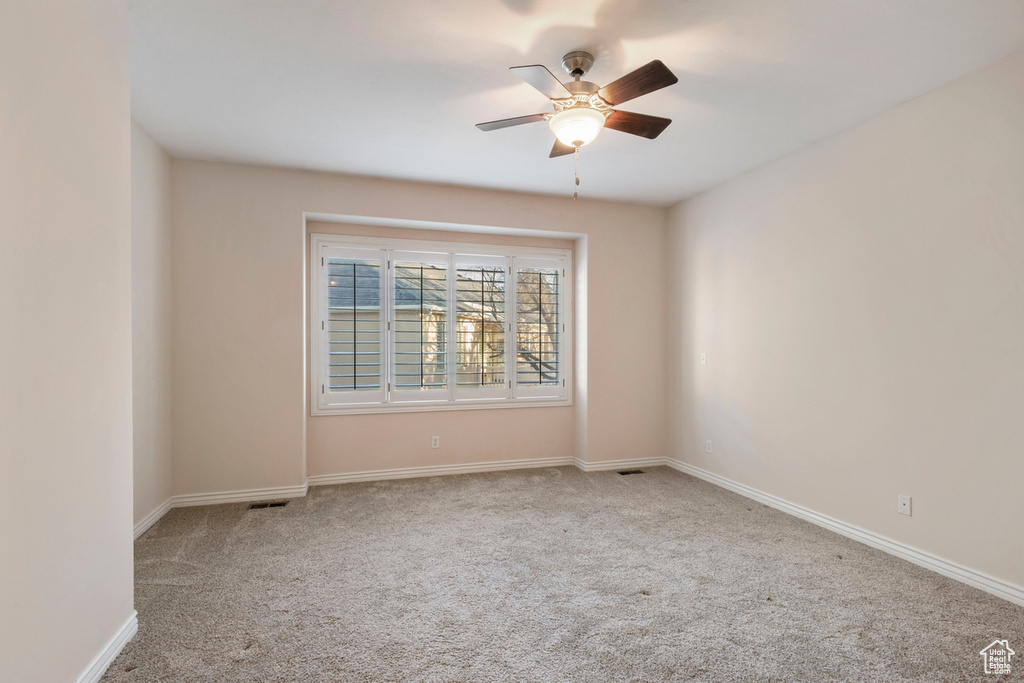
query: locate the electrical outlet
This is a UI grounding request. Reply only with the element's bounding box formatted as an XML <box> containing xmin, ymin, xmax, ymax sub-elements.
<box><xmin>898</xmin><ymin>495</ymin><xmax>911</xmax><ymax>516</ymax></box>
<box><xmin>700</xmin><ymin>352</ymin><xmax>707</xmax><ymax>365</ymax></box>
<box><xmin>706</xmin><ymin>439</ymin><xmax>713</xmax><ymax>453</ymax></box>
<box><xmin>431</xmin><ymin>436</ymin><xmax>439</xmax><ymax>449</ymax></box>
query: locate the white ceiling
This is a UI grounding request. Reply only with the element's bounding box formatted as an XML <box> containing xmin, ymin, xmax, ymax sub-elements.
<box><xmin>129</xmin><ymin>0</ymin><xmax>1024</xmax><ymax>206</ymax></box>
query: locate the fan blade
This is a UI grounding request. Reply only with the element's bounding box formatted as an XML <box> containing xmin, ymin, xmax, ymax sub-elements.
<box><xmin>598</xmin><ymin>60</ymin><xmax>678</xmax><ymax>106</ymax></box>
<box><xmin>604</xmin><ymin>110</ymin><xmax>672</xmax><ymax>139</ymax></box>
<box><xmin>510</xmin><ymin>65</ymin><xmax>573</xmax><ymax>100</ymax></box>
<box><xmin>476</xmin><ymin>114</ymin><xmax>548</xmax><ymax>131</ymax></box>
<box><xmin>549</xmin><ymin>140</ymin><xmax>576</xmax><ymax>158</ymax></box>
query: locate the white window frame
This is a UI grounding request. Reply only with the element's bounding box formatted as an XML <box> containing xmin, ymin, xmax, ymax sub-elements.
<box><xmin>310</xmin><ymin>234</ymin><xmax>572</xmax><ymax>415</ymax></box>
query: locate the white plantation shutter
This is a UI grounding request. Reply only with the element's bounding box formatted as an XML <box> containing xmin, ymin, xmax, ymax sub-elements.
<box><xmin>319</xmin><ymin>245</ymin><xmax>386</xmax><ymax>406</ymax></box>
<box><xmin>390</xmin><ymin>251</ymin><xmax>450</xmax><ymax>402</ymax></box>
<box><xmin>454</xmin><ymin>254</ymin><xmax>509</xmax><ymax>400</ymax></box>
<box><xmin>513</xmin><ymin>257</ymin><xmax>566</xmax><ymax>399</ymax></box>
<box><xmin>311</xmin><ymin>235</ymin><xmax>570</xmax><ymax>414</ymax></box>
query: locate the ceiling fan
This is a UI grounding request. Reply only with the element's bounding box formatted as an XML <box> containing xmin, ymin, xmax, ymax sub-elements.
<box><xmin>476</xmin><ymin>51</ymin><xmax>679</xmax><ymax>158</ymax></box>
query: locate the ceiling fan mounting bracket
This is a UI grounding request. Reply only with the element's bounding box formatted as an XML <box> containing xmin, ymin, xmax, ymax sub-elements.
<box><xmin>561</xmin><ymin>51</ymin><xmax>594</xmax><ymax>78</ymax></box>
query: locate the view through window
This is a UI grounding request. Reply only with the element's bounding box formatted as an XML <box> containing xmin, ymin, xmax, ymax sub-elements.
<box><xmin>312</xmin><ymin>235</ymin><xmax>571</xmax><ymax>413</ymax></box>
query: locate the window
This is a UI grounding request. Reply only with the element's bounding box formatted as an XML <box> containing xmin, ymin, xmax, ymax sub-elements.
<box><xmin>515</xmin><ymin>261</ymin><xmax>562</xmax><ymax>395</ymax></box>
<box><xmin>311</xmin><ymin>234</ymin><xmax>571</xmax><ymax>414</ymax></box>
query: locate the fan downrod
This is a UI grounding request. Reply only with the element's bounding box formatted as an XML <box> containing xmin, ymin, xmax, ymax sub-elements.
<box><xmin>561</xmin><ymin>51</ymin><xmax>594</xmax><ymax>79</ymax></box>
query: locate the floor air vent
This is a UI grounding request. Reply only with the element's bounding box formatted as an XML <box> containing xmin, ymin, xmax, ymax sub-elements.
<box><xmin>249</xmin><ymin>501</ymin><xmax>288</xmax><ymax>509</ymax></box>
<box><xmin>618</xmin><ymin>469</ymin><xmax>645</xmax><ymax>475</ymax></box>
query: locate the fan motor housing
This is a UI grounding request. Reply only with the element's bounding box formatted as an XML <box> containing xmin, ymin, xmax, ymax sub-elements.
<box><xmin>565</xmin><ymin>80</ymin><xmax>598</xmax><ymax>96</ymax></box>
<box><xmin>555</xmin><ymin>80</ymin><xmax>611</xmax><ymax>113</ymax></box>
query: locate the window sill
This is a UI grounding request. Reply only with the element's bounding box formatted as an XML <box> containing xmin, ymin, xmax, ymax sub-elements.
<box><xmin>311</xmin><ymin>395</ymin><xmax>572</xmax><ymax>417</ymax></box>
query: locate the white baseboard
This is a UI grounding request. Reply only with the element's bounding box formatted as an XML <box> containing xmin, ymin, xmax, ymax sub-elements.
<box><xmin>132</xmin><ymin>484</ymin><xmax>310</xmax><ymax>540</ymax></box>
<box><xmin>134</xmin><ymin>498</ymin><xmax>172</xmax><ymax>539</ymax></box>
<box><xmin>572</xmin><ymin>456</ymin><xmax>665</xmax><ymax>472</ymax></box>
<box><xmin>665</xmin><ymin>458</ymin><xmax>1024</xmax><ymax>608</ymax></box>
<box><xmin>76</xmin><ymin>611</ymin><xmax>137</xmax><ymax>683</ymax></box>
<box><xmin>136</xmin><ymin>461</ymin><xmax>574</xmax><ymax>539</ymax></box>
<box><xmin>171</xmin><ymin>482</ymin><xmax>309</xmax><ymax>508</ymax></box>
<box><xmin>308</xmin><ymin>456</ymin><xmax>574</xmax><ymax>487</ymax></box>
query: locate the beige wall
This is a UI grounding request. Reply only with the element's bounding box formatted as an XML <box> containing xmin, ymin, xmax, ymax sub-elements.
<box><xmin>171</xmin><ymin>161</ymin><xmax>667</xmax><ymax>493</ymax></box>
<box><xmin>132</xmin><ymin>123</ymin><xmax>174</xmax><ymax>526</ymax></box>
<box><xmin>0</xmin><ymin>1</ymin><xmax>135</xmax><ymax>680</ymax></box>
<box><xmin>668</xmin><ymin>49</ymin><xmax>1024</xmax><ymax>588</ymax></box>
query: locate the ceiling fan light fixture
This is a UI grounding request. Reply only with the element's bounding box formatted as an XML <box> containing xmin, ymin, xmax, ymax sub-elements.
<box><xmin>548</xmin><ymin>107</ymin><xmax>605</xmax><ymax>148</ymax></box>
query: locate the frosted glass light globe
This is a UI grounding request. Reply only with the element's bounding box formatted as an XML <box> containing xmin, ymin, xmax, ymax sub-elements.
<box><xmin>548</xmin><ymin>107</ymin><xmax>605</xmax><ymax>147</ymax></box>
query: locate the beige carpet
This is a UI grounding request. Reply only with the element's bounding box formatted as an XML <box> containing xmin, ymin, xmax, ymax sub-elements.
<box><xmin>104</xmin><ymin>467</ymin><xmax>1023</xmax><ymax>681</ymax></box>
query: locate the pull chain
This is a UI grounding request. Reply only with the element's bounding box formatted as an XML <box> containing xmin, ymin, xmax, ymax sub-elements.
<box><xmin>573</xmin><ymin>144</ymin><xmax>581</xmax><ymax>201</ymax></box>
